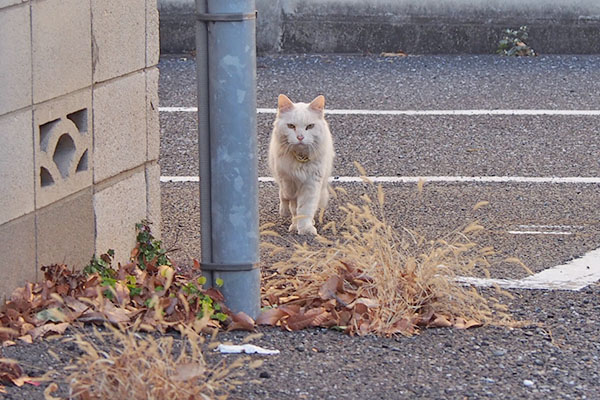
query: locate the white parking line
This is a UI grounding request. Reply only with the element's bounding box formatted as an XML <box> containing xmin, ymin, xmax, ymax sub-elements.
<box><xmin>517</xmin><ymin>224</ymin><xmax>585</xmax><ymax>229</ymax></box>
<box><xmin>459</xmin><ymin>247</ymin><xmax>600</xmax><ymax>291</ymax></box>
<box><xmin>160</xmin><ymin>176</ymin><xmax>600</xmax><ymax>184</ymax></box>
<box><xmin>159</xmin><ymin>106</ymin><xmax>600</xmax><ymax>116</ymax></box>
<box><xmin>507</xmin><ymin>230</ymin><xmax>573</xmax><ymax>236</ymax></box>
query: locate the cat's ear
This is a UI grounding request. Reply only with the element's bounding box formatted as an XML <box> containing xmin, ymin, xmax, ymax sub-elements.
<box><xmin>309</xmin><ymin>95</ymin><xmax>325</xmax><ymax>112</ymax></box>
<box><xmin>278</xmin><ymin>94</ymin><xmax>294</xmax><ymax>113</ymax></box>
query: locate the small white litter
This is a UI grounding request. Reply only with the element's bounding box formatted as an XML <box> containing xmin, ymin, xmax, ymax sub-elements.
<box><xmin>216</xmin><ymin>343</ymin><xmax>280</xmax><ymax>355</ymax></box>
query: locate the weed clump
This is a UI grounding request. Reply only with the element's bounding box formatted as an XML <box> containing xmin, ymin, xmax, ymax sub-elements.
<box><xmin>59</xmin><ymin>324</ymin><xmax>254</xmax><ymax>400</ymax></box>
<box><xmin>260</xmin><ymin>173</ymin><xmax>529</xmax><ymax>336</ymax></box>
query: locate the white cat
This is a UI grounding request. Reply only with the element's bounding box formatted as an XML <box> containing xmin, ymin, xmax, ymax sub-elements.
<box><xmin>268</xmin><ymin>94</ymin><xmax>335</xmax><ymax>235</ymax></box>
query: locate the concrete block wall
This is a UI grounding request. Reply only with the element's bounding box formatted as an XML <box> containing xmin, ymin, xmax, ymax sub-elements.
<box><xmin>0</xmin><ymin>0</ymin><xmax>161</xmax><ymax>298</ymax></box>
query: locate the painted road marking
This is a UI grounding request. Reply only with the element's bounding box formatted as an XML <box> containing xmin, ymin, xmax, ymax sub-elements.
<box><xmin>159</xmin><ymin>106</ymin><xmax>600</xmax><ymax>116</ymax></box>
<box><xmin>507</xmin><ymin>230</ymin><xmax>573</xmax><ymax>236</ymax></box>
<box><xmin>160</xmin><ymin>176</ymin><xmax>600</xmax><ymax>184</ymax></box>
<box><xmin>516</xmin><ymin>224</ymin><xmax>585</xmax><ymax>229</ymax></box>
<box><xmin>458</xmin><ymin>247</ymin><xmax>600</xmax><ymax>291</ymax></box>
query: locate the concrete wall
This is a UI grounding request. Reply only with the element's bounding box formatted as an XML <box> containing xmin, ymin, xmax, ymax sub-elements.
<box><xmin>160</xmin><ymin>0</ymin><xmax>600</xmax><ymax>54</ymax></box>
<box><xmin>0</xmin><ymin>0</ymin><xmax>161</xmax><ymax>298</ymax></box>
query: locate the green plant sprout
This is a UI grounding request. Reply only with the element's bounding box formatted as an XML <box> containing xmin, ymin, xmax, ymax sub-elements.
<box><xmin>497</xmin><ymin>26</ymin><xmax>536</xmax><ymax>56</ymax></box>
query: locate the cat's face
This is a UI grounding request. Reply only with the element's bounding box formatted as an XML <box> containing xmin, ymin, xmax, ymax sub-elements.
<box><xmin>274</xmin><ymin>94</ymin><xmax>326</xmax><ymax>149</ymax></box>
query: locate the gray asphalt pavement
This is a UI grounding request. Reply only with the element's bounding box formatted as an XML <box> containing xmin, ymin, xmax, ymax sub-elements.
<box><xmin>158</xmin><ymin>54</ymin><xmax>600</xmax><ymax>399</ymax></box>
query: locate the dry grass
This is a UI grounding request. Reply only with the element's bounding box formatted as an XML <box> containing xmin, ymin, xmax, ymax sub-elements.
<box><xmin>57</xmin><ymin>322</ymin><xmax>256</xmax><ymax>400</ymax></box>
<box><xmin>261</xmin><ymin>174</ymin><xmax>530</xmax><ymax>336</ymax></box>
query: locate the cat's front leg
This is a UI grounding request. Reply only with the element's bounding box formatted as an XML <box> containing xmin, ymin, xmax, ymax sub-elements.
<box><xmin>295</xmin><ymin>183</ymin><xmax>319</xmax><ymax>235</ymax></box>
<box><xmin>278</xmin><ymin>192</ymin><xmax>290</xmax><ymax>217</ymax></box>
<box><xmin>288</xmin><ymin>199</ymin><xmax>298</xmax><ymax>232</ymax></box>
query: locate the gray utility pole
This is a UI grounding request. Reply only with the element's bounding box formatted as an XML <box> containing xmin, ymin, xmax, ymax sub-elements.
<box><xmin>195</xmin><ymin>0</ymin><xmax>260</xmax><ymax>318</ymax></box>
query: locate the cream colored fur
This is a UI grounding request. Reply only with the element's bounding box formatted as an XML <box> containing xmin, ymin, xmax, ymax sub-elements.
<box><xmin>268</xmin><ymin>94</ymin><xmax>334</xmax><ymax>235</ymax></box>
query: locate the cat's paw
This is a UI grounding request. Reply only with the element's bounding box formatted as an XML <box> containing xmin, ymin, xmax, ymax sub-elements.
<box><xmin>297</xmin><ymin>225</ymin><xmax>317</xmax><ymax>236</ymax></box>
<box><xmin>288</xmin><ymin>223</ymin><xmax>297</xmax><ymax>232</ymax></box>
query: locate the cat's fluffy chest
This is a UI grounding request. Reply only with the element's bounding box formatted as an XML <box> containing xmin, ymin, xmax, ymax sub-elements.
<box><xmin>275</xmin><ymin>153</ymin><xmax>325</xmax><ymax>186</ymax></box>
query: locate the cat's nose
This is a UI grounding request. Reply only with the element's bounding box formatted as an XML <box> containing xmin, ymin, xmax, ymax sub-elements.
<box><xmin>296</xmin><ymin>135</ymin><xmax>304</xmax><ymax>141</ymax></box>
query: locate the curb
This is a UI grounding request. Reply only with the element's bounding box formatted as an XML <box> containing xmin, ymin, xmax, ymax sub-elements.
<box><xmin>159</xmin><ymin>0</ymin><xmax>600</xmax><ymax>54</ymax></box>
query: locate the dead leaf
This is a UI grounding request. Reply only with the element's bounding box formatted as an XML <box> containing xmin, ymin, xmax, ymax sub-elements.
<box><xmin>0</xmin><ymin>358</ymin><xmax>23</xmax><ymax>383</ymax></box>
<box><xmin>9</xmin><ymin>375</ymin><xmax>33</xmax><ymax>387</ymax></box>
<box><xmin>204</xmin><ymin>288</ymin><xmax>225</xmax><ymax>303</ymax></box>
<box><xmin>352</xmin><ymin>298</ymin><xmax>379</xmax><ymax>309</ymax></box>
<box><xmin>430</xmin><ymin>315</ymin><xmax>452</xmax><ymax>328</ymax></box>
<box><xmin>102</xmin><ymin>302</ymin><xmax>132</xmax><ymax>325</ymax></box>
<box><xmin>453</xmin><ymin>317</ymin><xmax>482</xmax><ymax>329</ymax></box>
<box><xmin>112</xmin><ymin>282</ymin><xmax>130</xmax><ymax>306</ymax></box>
<box><xmin>18</xmin><ymin>335</ymin><xmax>32</xmax><ymax>344</ymax></box>
<box><xmin>318</xmin><ymin>276</ymin><xmax>341</xmax><ymax>300</ymax></box>
<box><xmin>29</xmin><ymin>323</ymin><xmax>69</xmax><ymax>341</ymax></box>
<box><xmin>64</xmin><ymin>296</ymin><xmax>89</xmax><ymax>314</ymax></box>
<box><xmin>256</xmin><ymin>308</ymin><xmax>287</xmax><ymax>326</ymax></box>
<box><xmin>287</xmin><ymin>307</ymin><xmax>326</xmax><ymax>331</ymax></box>
<box><xmin>228</xmin><ymin>312</ymin><xmax>255</xmax><ymax>331</ymax></box>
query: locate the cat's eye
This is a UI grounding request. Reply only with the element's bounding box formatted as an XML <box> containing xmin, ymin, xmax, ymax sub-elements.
<box><xmin>305</xmin><ymin>124</ymin><xmax>315</xmax><ymax>130</ymax></box>
<box><xmin>287</xmin><ymin>124</ymin><xmax>296</xmax><ymax>130</ymax></box>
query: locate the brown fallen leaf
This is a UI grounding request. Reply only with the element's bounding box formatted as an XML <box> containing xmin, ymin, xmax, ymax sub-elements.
<box><xmin>227</xmin><ymin>312</ymin><xmax>255</xmax><ymax>331</ymax></box>
<box><xmin>18</xmin><ymin>335</ymin><xmax>32</xmax><ymax>344</ymax></box>
<box><xmin>0</xmin><ymin>358</ymin><xmax>23</xmax><ymax>383</ymax></box>
<box><xmin>351</xmin><ymin>298</ymin><xmax>379</xmax><ymax>309</ymax></box>
<box><xmin>29</xmin><ymin>323</ymin><xmax>69</xmax><ymax>341</ymax></box>
<box><xmin>430</xmin><ymin>315</ymin><xmax>452</xmax><ymax>328</ymax></box>
<box><xmin>102</xmin><ymin>301</ymin><xmax>133</xmax><ymax>324</ymax></box>
<box><xmin>112</xmin><ymin>282</ymin><xmax>130</xmax><ymax>306</ymax></box>
<box><xmin>11</xmin><ymin>375</ymin><xmax>43</xmax><ymax>387</ymax></box>
<box><xmin>256</xmin><ymin>308</ymin><xmax>287</xmax><ymax>326</ymax></box>
<box><xmin>318</xmin><ymin>276</ymin><xmax>341</xmax><ymax>300</ymax></box>
<box><xmin>286</xmin><ymin>307</ymin><xmax>327</xmax><ymax>331</ymax></box>
<box><xmin>453</xmin><ymin>317</ymin><xmax>482</xmax><ymax>330</ymax></box>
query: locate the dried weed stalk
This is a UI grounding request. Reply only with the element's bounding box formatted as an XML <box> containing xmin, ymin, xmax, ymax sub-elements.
<box><xmin>260</xmin><ymin>175</ymin><xmax>529</xmax><ymax>336</ymax></box>
<box><xmin>62</xmin><ymin>323</ymin><xmax>255</xmax><ymax>400</ymax></box>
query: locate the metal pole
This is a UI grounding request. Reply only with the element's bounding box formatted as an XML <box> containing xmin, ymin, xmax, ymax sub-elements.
<box><xmin>195</xmin><ymin>0</ymin><xmax>212</xmax><ymax>271</ymax></box>
<box><xmin>195</xmin><ymin>0</ymin><xmax>260</xmax><ymax>319</ymax></box>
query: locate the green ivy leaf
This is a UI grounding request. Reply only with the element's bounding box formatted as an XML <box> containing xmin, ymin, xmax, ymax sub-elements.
<box><xmin>214</xmin><ymin>312</ymin><xmax>227</xmax><ymax>322</ymax></box>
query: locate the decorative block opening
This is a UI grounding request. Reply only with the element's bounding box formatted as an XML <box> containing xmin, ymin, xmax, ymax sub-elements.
<box><xmin>40</xmin><ymin>167</ymin><xmax>55</xmax><ymax>187</ymax></box>
<box><xmin>76</xmin><ymin>149</ymin><xmax>88</xmax><ymax>172</ymax></box>
<box><xmin>53</xmin><ymin>134</ymin><xmax>76</xmax><ymax>179</ymax></box>
<box><xmin>39</xmin><ymin>119</ymin><xmax>59</xmax><ymax>152</ymax></box>
<box><xmin>67</xmin><ymin>109</ymin><xmax>88</xmax><ymax>134</ymax></box>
